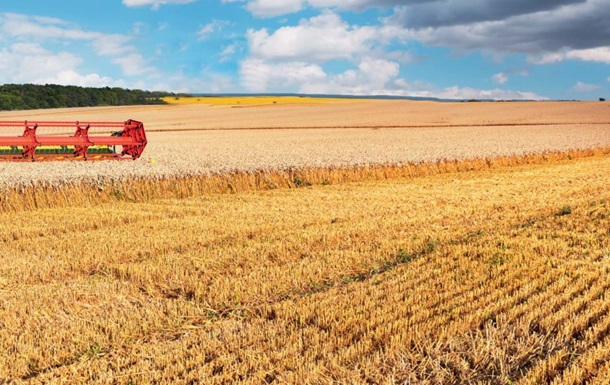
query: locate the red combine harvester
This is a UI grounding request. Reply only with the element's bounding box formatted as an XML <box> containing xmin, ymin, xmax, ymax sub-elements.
<box><xmin>0</xmin><ymin>120</ymin><xmax>147</xmax><ymax>161</ymax></box>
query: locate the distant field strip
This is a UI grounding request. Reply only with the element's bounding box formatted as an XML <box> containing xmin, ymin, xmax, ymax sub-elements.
<box><xmin>1</xmin><ymin>154</ymin><xmax>609</xmax><ymax>383</ymax></box>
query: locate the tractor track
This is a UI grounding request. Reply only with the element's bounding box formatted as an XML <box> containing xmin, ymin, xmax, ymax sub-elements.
<box><xmin>147</xmin><ymin>121</ymin><xmax>610</xmax><ymax>132</ymax></box>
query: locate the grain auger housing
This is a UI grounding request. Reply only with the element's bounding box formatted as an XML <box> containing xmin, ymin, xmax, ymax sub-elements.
<box><xmin>0</xmin><ymin>120</ymin><xmax>147</xmax><ymax>161</ymax></box>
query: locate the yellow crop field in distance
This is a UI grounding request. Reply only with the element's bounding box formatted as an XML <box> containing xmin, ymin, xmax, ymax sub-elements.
<box><xmin>162</xmin><ymin>95</ymin><xmax>351</xmax><ymax>106</ymax></box>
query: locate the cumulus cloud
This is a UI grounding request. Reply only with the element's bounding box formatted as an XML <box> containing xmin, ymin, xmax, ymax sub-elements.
<box><xmin>238</xmin><ymin>10</ymin><xmax>545</xmax><ymax>99</ymax></box>
<box><xmin>241</xmin><ymin>11</ymin><xmax>415</xmax><ymax>94</ymax></box>
<box><xmin>239</xmin><ymin>54</ymin><xmax>546</xmax><ymax>100</ymax></box>
<box><xmin>235</xmin><ymin>0</ymin><xmax>610</xmax><ymax>69</ymax></box>
<box><xmin>240</xmin><ymin>58</ymin><xmax>326</xmax><ymax>92</ymax></box>
<box><xmin>247</xmin><ymin>11</ymin><xmax>398</xmax><ymax>61</ymax></box>
<box><xmin>298</xmin><ymin>58</ymin><xmax>400</xmax><ymax>95</ymax></box>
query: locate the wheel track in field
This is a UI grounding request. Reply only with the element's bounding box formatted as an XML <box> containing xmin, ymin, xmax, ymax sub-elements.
<box><xmin>146</xmin><ymin>121</ymin><xmax>610</xmax><ymax>132</ymax></box>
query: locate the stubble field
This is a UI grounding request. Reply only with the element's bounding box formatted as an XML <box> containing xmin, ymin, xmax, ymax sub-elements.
<box><xmin>1</xmin><ymin>98</ymin><xmax>610</xmax><ymax>384</ymax></box>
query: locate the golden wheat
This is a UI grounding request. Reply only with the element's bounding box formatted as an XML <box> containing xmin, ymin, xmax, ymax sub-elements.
<box><xmin>2</xmin><ymin>99</ymin><xmax>610</xmax><ymax>194</ymax></box>
<box><xmin>2</xmin><ymin>100</ymin><xmax>610</xmax><ymax>383</ymax></box>
<box><xmin>1</xmin><ymin>152</ymin><xmax>609</xmax><ymax>383</ymax></box>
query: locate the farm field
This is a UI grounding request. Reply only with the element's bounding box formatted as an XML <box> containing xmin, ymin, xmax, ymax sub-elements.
<box><xmin>1</xmin><ymin>153</ymin><xmax>610</xmax><ymax>383</ymax></box>
<box><xmin>1</xmin><ymin>99</ymin><xmax>610</xmax><ymax>191</ymax></box>
<box><xmin>1</xmin><ymin>98</ymin><xmax>610</xmax><ymax>383</ymax></box>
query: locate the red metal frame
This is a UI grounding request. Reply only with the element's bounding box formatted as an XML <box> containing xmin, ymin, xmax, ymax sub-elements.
<box><xmin>0</xmin><ymin>119</ymin><xmax>147</xmax><ymax>161</ymax></box>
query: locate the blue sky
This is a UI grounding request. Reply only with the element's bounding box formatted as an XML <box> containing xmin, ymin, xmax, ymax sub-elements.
<box><xmin>0</xmin><ymin>0</ymin><xmax>609</xmax><ymax>100</ymax></box>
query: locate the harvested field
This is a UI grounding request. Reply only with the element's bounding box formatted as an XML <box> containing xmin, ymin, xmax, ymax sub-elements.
<box><xmin>1</xmin><ymin>153</ymin><xmax>610</xmax><ymax>383</ymax></box>
<box><xmin>1</xmin><ymin>100</ymin><xmax>610</xmax><ymax>191</ymax></box>
<box><xmin>1</xmin><ymin>98</ymin><xmax>610</xmax><ymax>383</ymax></box>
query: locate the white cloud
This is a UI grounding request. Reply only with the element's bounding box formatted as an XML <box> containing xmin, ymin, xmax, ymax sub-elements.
<box><xmin>197</xmin><ymin>20</ymin><xmax>229</xmax><ymax>41</ymax></box>
<box><xmin>37</xmin><ymin>71</ymin><xmax>121</xmax><ymax>88</ymax></box>
<box><xmin>1</xmin><ymin>13</ymin><xmax>100</xmax><ymax>41</ymax></box>
<box><xmin>492</xmin><ymin>72</ymin><xmax>508</xmax><ymax>84</ymax></box>
<box><xmin>122</xmin><ymin>0</ymin><xmax>197</xmax><ymax>9</ymax></box>
<box><xmin>91</xmin><ymin>34</ymin><xmax>133</xmax><ymax>56</ymax></box>
<box><xmin>572</xmin><ymin>81</ymin><xmax>600</xmax><ymax>92</ymax></box>
<box><xmin>241</xmin><ymin>11</ymin><xmax>415</xmax><ymax>94</ymax></box>
<box><xmin>0</xmin><ymin>13</ymin><xmax>157</xmax><ymax>79</ymax></box>
<box><xmin>239</xmin><ymin>54</ymin><xmax>545</xmax><ymax>100</ymax></box>
<box><xmin>0</xmin><ymin>43</ymin><xmax>121</xmax><ymax>87</ymax></box>
<box><xmin>247</xmin><ymin>0</ymin><xmax>304</xmax><ymax>18</ymax></box>
<box><xmin>238</xmin><ymin>10</ymin><xmax>545</xmax><ymax>100</ymax></box>
<box><xmin>298</xmin><ymin>58</ymin><xmax>400</xmax><ymax>95</ymax></box>
<box><xmin>248</xmin><ymin>11</ymin><xmax>381</xmax><ymax>61</ymax></box>
<box><xmin>566</xmin><ymin>47</ymin><xmax>610</xmax><ymax>64</ymax></box>
<box><xmin>197</xmin><ymin>24</ymin><xmax>215</xmax><ymax>41</ymax></box>
<box><xmin>219</xmin><ymin>43</ymin><xmax>238</xmax><ymax>62</ymax></box>
<box><xmin>240</xmin><ymin>58</ymin><xmax>326</xmax><ymax>92</ymax></box>
<box><xmin>530</xmin><ymin>46</ymin><xmax>610</xmax><ymax>65</ymax></box>
<box><xmin>433</xmin><ymin>87</ymin><xmax>545</xmax><ymax>101</ymax></box>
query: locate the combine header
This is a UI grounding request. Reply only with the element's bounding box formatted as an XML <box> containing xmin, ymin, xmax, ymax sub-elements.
<box><xmin>0</xmin><ymin>120</ymin><xmax>147</xmax><ymax>161</ymax></box>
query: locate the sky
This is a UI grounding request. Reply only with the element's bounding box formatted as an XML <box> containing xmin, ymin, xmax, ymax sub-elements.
<box><xmin>0</xmin><ymin>0</ymin><xmax>609</xmax><ymax>100</ymax></box>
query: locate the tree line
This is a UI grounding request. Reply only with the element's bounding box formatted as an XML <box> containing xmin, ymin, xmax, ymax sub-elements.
<box><xmin>0</xmin><ymin>84</ymin><xmax>177</xmax><ymax>111</ymax></box>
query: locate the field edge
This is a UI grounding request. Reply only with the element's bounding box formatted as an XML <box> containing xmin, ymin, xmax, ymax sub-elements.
<box><xmin>2</xmin><ymin>146</ymin><xmax>610</xmax><ymax>213</ymax></box>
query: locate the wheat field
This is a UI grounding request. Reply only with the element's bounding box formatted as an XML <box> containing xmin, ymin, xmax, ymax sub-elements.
<box><xmin>1</xmin><ymin>99</ymin><xmax>610</xmax><ymax>383</ymax></box>
<box><xmin>1</xmin><ymin>99</ymin><xmax>610</xmax><ymax>191</ymax></box>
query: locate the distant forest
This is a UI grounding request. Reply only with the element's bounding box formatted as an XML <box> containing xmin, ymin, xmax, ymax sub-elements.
<box><xmin>0</xmin><ymin>84</ymin><xmax>176</xmax><ymax>111</ymax></box>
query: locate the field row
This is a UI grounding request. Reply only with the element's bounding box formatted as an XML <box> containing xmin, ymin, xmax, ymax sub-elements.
<box><xmin>1</xmin><ymin>154</ymin><xmax>609</xmax><ymax>383</ymax></box>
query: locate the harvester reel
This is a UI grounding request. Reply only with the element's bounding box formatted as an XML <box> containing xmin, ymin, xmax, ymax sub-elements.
<box><xmin>0</xmin><ymin>120</ymin><xmax>147</xmax><ymax>161</ymax></box>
